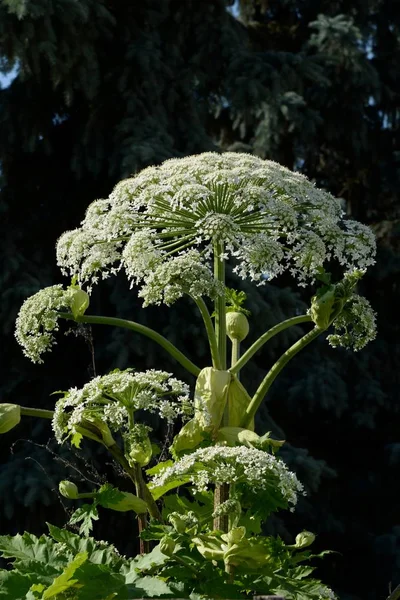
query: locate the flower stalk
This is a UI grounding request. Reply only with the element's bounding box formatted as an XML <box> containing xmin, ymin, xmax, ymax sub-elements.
<box><xmin>58</xmin><ymin>312</ymin><xmax>200</xmax><ymax>377</ymax></box>
<box><xmin>240</xmin><ymin>326</ymin><xmax>325</xmax><ymax>429</ymax></box>
<box><xmin>230</xmin><ymin>314</ymin><xmax>312</xmax><ymax>375</ymax></box>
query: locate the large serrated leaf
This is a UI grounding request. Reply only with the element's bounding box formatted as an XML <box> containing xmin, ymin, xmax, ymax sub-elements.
<box><xmin>47</xmin><ymin>524</ymin><xmax>125</xmax><ymax>568</ymax></box>
<box><xmin>0</xmin><ymin>532</ymin><xmax>64</xmax><ymax>567</ymax></box>
<box><xmin>123</xmin><ymin>546</ymin><xmax>169</xmax><ymax>582</ymax></box>
<box><xmin>0</xmin><ymin>569</ymin><xmax>33</xmax><ymax>599</ymax></box>
<box><xmin>68</xmin><ymin>562</ymin><xmax>127</xmax><ymax>600</ymax></box>
<box><xmin>12</xmin><ymin>559</ymin><xmax>60</xmax><ymax>581</ymax></box>
<box><xmin>134</xmin><ymin>575</ymin><xmax>175</xmax><ymax>598</ymax></box>
<box><xmin>42</xmin><ymin>552</ymin><xmax>88</xmax><ymax>599</ymax></box>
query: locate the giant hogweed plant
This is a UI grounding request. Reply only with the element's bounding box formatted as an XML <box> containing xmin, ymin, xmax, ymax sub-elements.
<box><xmin>1</xmin><ymin>153</ymin><xmax>376</xmax><ymax>599</ymax></box>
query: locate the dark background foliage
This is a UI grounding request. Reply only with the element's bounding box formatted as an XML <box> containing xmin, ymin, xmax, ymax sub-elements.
<box><xmin>0</xmin><ymin>1</ymin><xmax>399</xmax><ymax>598</ymax></box>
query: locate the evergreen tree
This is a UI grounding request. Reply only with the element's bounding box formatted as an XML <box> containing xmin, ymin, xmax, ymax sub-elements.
<box><xmin>0</xmin><ymin>1</ymin><xmax>398</xmax><ymax>598</ymax></box>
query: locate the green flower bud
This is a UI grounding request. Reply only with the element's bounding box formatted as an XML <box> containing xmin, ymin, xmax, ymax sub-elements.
<box><xmin>67</xmin><ymin>285</ymin><xmax>90</xmax><ymax>320</ymax></box>
<box><xmin>310</xmin><ymin>288</ymin><xmax>336</xmax><ymax>330</ymax></box>
<box><xmin>124</xmin><ymin>426</ymin><xmax>153</xmax><ymax>467</ymax></box>
<box><xmin>294</xmin><ymin>531</ymin><xmax>316</xmax><ymax>549</ymax></box>
<box><xmin>0</xmin><ymin>404</ymin><xmax>21</xmax><ymax>434</ymax></box>
<box><xmin>222</xmin><ymin>526</ymin><xmax>246</xmax><ymax>546</ymax></box>
<box><xmin>226</xmin><ymin>311</ymin><xmax>250</xmax><ymax>342</ymax></box>
<box><xmin>59</xmin><ymin>480</ymin><xmax>79</xmax><ymax>500</ymax></box>
<box><xmin>102</xmin><ymin>491</ymin><xmax>148</xmax><ymax>514</ymax></box>
<box><xmin>159</xmin><ymin>535</ymin><xmax>176</xmax><ymax>556</ymax></box>
<box><xmin>168</xmin><ymin>512</ymin><xmax>187</xmax><ymax>534</ymax></box>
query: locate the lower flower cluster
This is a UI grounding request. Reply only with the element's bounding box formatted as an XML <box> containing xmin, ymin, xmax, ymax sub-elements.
<box><xmin>150</xmin><ymin>445</ymin><xmax>305</xmax><ymax>507</ymax></box>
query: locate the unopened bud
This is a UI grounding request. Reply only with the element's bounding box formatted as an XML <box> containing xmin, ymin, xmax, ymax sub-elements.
<box><xmin>68</xmin><ymin>286</ymin><xmax>90</xmax><ymax>320</ymax></box>
<box><xmin>59</xmin><ymin>480</ymin><xmax>79</xmax><ymax>500</ymax></box>
<box><xmin>168</xmin><ymin>512</ymin><xmax>187</xmax><ymax>534</ymax></box>
<box><xmin>226</xmin><ymin>312</ymin><xmax>249</xmax><ymax>342</ymax></box>
<box><xmin>0</xmin><ymin>404</ymin><xmax>21</xmax><ymax>434</ymax></box>
<box><xmin>294</xmin><ymin>531</ymin><xmax>316</xmax><ymax>549</ymax></box>
<box><xmin>160</xmin><ymin>535</ymin><xmax>176</xmax><ymax>556</ymax></box>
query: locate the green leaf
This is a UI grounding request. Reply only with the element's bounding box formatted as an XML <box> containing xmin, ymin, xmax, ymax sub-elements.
<box><xmin>0</xmin><ymin>532</ymin><xmax>65</xmax><ymax>567</ymax></box>
<box><xmin>217</xmin><ymin>426</ymin><xmax>260</xmax><ymax>447</ymax></box>
<box><xmin>47</xmin><ymin>524</ymin><xmax>125</xmax><ymax>569</ymax></box>
<box><xmin>71</xmin><ymin>431</ymin><xmax>83</xmax><ymax>448</ymax></box>
<box><xmin>67</xmin><ymin>562</ymin><xmax>127</xmax><ymax>600</ymax></box>
<box><xmin>146</xmin><ymin>460</ymin><xmax>174</xmax><ymax>476</ymax></box>
<box><xmin>69</xmin><ymin>504</ymin><xmax>99</xmax><ymax>536</ymax></box>
<box><xmin>170</xmin><ymin>419</ymin><xmax>206</xmax><ymax>458</ymax></box>
<box><xmin>0</xmin><ymin>403</ymin><xmax>21</xmax><ymax>434</ymax></box>
<box><xmin>125</xmin><ymin>545</ymin><xmax>170</xmax><ymax>577</ymax></box>
<box><xmin>135</xmin><ymin>575</ymin><xmax>175</xmax><ymax>597</ymax></box>
<box><xmin>148</xmin><ymin>475</ymin><xmax>191</xmax><ymax>501</ymax></box>
<box><xmin>0</xmin><ymin>570</ymin><xmax>33</xmax><ymax>599</ymax></box>
<box><xmin>42</xmin><ymin>552</ymin><xmax>88</xmax><ymax>598</ymax></box>
<box><xmin>96</xmin><ymin>484</ymin><xmax>148</xmax><ymax>514</ymax></box>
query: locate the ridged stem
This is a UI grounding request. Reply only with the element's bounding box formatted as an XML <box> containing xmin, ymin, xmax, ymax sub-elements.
<box><xmin>193</xmin><ymin>296</ymin><xmax>222</xmax><ymax>369</ymax></box>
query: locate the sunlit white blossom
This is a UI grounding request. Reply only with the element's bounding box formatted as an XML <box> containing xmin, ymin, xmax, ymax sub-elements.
<box><xmin>150</xmin><ymin>445</ymin><xmax>305</xmax><ymax>507</ymax></box>
<box><xmin>327</xmin><ymin>294</ymin><xmax>377</xmax><ymax>351</ymax></box>
<box><xmin>55</xmin><ymin>152</ymin><xmax>376</xmax><ymax>303</ymax></box>
<box><xmin>52</xmin><ymin>369</ymin><xmax>192</xmax><ymax>443</ymax></box>
<box><xmin>15</xmin><ymin>285</ymin><xmax>76</xmax><ymax>363</ymax></box>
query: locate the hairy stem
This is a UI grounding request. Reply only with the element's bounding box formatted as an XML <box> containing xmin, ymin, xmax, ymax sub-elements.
<box><xmin>193</xmin><ymin>296</ymin><xmax>222</xmax><ymax>369</ymax></box>
<box><xmin>240</xmin><ymin>326</ymin><xmax>324</xmax><ymax>429</ymax></box>
<box><xmin>59</xmin><ymin>312</ymin><xmax>200</xmax><ymax>377</ymax></box>
<box><xmin>230</xmin><ymin>314</ymin><xmax>312</xmax><ymax>375</ymax></box>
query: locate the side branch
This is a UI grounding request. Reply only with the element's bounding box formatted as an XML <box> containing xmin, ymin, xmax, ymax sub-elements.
<box><xmin>240</xmin><ymin>326</ymin><xmax>324</xmax><ymax>428</ymax></box>
<box><xmin>230</xmin><ymin>314</ymin><xmax>312</xmax><ymax>375</ymax></box>
<box><xmin>59</xmin><ymin>312</ymin><xmax>201</xmax><ymax>377</ymax></box>
<box><xmin>20</xmin><ymin>406</ymin><xmax>54</xmax><ymax>419</ymax></box>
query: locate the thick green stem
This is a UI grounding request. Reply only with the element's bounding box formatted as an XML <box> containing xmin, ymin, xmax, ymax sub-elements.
<box><xmin>230</xmin><ymin>314</ymin><xmax>312</xmax><ymax>375</ymax></box>
<box><xmin>213</xmin><ymin>242</ymin><xmax>229</xmax><ymax>534</ymax></box>
<box><xmin>230</xmin><ymin>338</ymin><xmax>240</xmax><ymax>376</ymax></box>
<box><xmin>59</xmin><ymin>312</ymin><xmax>200</xmax><ymax>377</ymax></box>
<box><xmin>213</xmin><ymin>242</ymin><xmax>226</xmax><ymax>369</ymax></box>
<box><xmin>107</xmin><ymin>443</ymin><xmax>162</xmax><ymax>523</ymax></box>
<box><xmin>20</xmin><ymin>407</ymin><xmax>54</xmax><ymax>419</ymax></box>
<box><xmin>193</xmin><ymin>296</ymin><xmax>222</xmax><ymax>369</ymax></box>
<box><xmin>240</xmin><ymin>326</ymin><xmax>324</xmax><ymax>429</ymax></box>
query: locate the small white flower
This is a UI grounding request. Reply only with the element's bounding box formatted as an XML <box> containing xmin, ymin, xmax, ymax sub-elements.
<box><xmin>150</xmin><ymin>445</ymin><xmax>305</xmax><ymax>507</ymax></box>
<box><xmin>15</xmin><ymin>285</ymin><xmax>74</xmax><ymax>363</ymax></box>
<box><xmin>55</xmin><ymin>152</ymin><xmax>375</xmax><ymax>302</ymax></box>
<box><xmin>327</xmin><ymin>294</ymin><xmax>377</xmax><ymax>351</ymax></box>
<box><xmin>52</xmin><ymin>369</ymin><xmax>193</xmax><ymax>443</ymax></box>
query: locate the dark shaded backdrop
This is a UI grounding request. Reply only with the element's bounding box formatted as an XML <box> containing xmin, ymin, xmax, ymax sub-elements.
<box><xmin>0</xmin><ymin>1</ymin><xmax>399</xmax><ymax>598</ymax></box>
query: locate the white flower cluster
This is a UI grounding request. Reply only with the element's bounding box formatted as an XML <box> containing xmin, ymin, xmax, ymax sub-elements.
<box><xmin>318</xmin><ymin>586</ymin><xmax>337</xmax><ymax>599</ymax></box>
<box><xmin>15</xmin><ymin>285</ymin><xmax>74</xmax><ymax>363</ymax></box>
<box><xmin>55</xmin><ymin>152</ymin><xmax>376</xmax><ymax>301</ymax></box>
<box><xmin>327</xmin><ymin>294</ymin><xmax>377</xmax><ymax>351</ymax></box>
<box><xmin>137</xmin><ymin>249</ymin><xmax>225</xmax><ymax>307</ymax></box>
<box><xmin>52</xmin><ymin>369</ymin><xmax>192</xmax><ymax>443</ymax></box>
<box><xmin>150</xmin><ymin>445</ymin><xmax>305</xmax><ymax>507</ymax></box>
